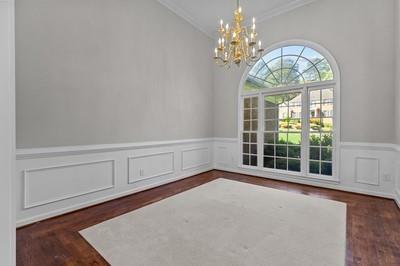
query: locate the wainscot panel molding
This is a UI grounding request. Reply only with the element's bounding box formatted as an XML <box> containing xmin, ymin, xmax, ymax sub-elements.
<box><xmin>16</xmin><ymin>139</ymin><xmax>214</xmax><ymax>227</ymax></box>
<box><xmin>354</xmin><ymin>157</ymin><xmax>380</xmax><ymax>186</ymax></box>
<box><xmin>213</xmin><ymin>139</ymin><xmax>397</xmax><ymax>200</ymax></box>
<box><xmin>24</xmin><ymin>160</ymin><xmax>116</xmax><ymax>209</ymax></box>
<box><xmin>128</xmin><ymin>152</ymin><xmax>175</xmax><ymax>184</ymax></box>
<box><xmin>181</xmin><ymin>147</ymin><xmax>210</xmax><ymax>171</ymax></box>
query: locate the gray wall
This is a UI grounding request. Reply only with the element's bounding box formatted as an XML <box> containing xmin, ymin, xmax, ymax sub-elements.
<box><xmin>213</xmin><ymin>0</ymin><xmax>396</xmax><ymax>144</ymax></box>
<box><xmin>16</xmin><ymin>0</ymin><xmax>214</xmax><ymax>148</ymax></box>
<box><xmin>16</xmin><ymin>0</ymin><xmax>398</xmax><ymax>148</ymax></box>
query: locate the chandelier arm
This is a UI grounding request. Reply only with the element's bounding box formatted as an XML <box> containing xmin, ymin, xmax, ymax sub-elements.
<box><xmin>214</xmin><ymin>58</ymin><xmax>229</xmax><ymax>67</ymax></box>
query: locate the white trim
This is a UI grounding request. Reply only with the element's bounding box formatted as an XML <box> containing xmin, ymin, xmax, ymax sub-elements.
<box><xmin>213</xmin><ymin>138</ymin><xmax>239</xmax><ymax>144</ymax></box>
<box><xmin>127</xmin><ymin>151</ymin><xmax>175</xmax><ymax>184</ymax></box>
<box><xmin>241</xmin><ymin>81</ymin><xmax>337</xmax><ymax>97</ymax></box>
<box><xmin>0</xmin><ymin>0</ymin><xmax>15</xmax><ymax>264</ymax></box>
<box><xmin>252</xmin><ymin>0</ymin><xmax>317</xmax><ymax>25</ymax></box>
<box><xmin>341</xmin><ymin>142</ymin><xmax>397</xmax><ymax>151</ymax></box>
<box><xmin>239</xmin><ymin>164</ymin><xmax>340</xmax><ymax>183</ymax></box>
<box><xmin>23</xmin><ymin>160</ymin><xmax>116</xmax><ymax>209</ymax></box>
<box><xmin>16</xmin><ymin>167</ymin><xmax>213</xmax><ymax>228</ymax></box>
<box><xmin>16</xmin><ymin>138</ymin><xmax>214</xmax><ymax>160</ymax></box>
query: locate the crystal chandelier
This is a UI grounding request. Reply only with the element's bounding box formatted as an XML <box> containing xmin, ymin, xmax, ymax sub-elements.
<box><xmin>213</xmin><ymin>0</ymin><xmax>264</xmax><ymax>68</ymax></box>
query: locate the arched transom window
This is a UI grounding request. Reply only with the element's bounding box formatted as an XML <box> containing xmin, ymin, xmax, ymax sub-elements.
<box><xmin>240</xmin><ymin>43</ymin><xmax>338</xmax><ymax>180</ymax></box>
<box><xmin>244</xmin><ymin>46</ymin><xmax>333</xmax><ymax>91</ymax></box>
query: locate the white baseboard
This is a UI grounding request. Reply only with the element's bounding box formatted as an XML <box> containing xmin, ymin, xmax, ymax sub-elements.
<box><xmin>215</xmin><ymin>166</ymin><xmax>395</xmax><ymax>199</ymax></box>
<box><xmin>395</xmin><ymin>189</ymin><xmax>400</xmax><ymax>209</ymax></box>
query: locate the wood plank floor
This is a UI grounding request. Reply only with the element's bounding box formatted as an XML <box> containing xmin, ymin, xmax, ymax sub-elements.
<box><xmin>17</xmin><ymin>170</ymin><xmax>400</xmax><ymax>266</ymax></box>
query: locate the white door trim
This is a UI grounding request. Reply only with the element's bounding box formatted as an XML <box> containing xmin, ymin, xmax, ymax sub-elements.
<box><xmin>0</xmin><ymin>0</ymin><xmax>16</xmax><ymax>265</ymax></box>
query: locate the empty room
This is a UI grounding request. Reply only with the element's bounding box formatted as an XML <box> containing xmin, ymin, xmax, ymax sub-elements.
<box><xmin>1</xmin><ymin>0</ymin><xmax>400</xmax><ymax>265</ymax></box>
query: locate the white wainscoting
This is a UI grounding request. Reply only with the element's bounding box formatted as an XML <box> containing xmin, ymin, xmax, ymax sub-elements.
<box><xmin>16</xmin><ymin>138</ymin><xmax>400</xmax><ymax>226</ymax></box>
<box><xmin>213</xmin><ymin>138</ymin><xmax>397</xmax><ymax>199</ymax></box>
<box><xmin>16</xmin><ymin>139</ymin><xmax>213</xmax><ymax>227</ymax></box>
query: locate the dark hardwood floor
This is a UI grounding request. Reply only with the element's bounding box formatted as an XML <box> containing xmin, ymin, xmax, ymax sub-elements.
<box><xmin>17</xmin><ymin>170</ymin><xmax>400</xmax><ymax>266</ymax></box>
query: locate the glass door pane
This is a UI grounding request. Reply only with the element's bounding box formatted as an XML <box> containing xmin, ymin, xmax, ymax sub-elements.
<box><xmin>263</xmin><ymin>92</ymin><xmax>302</xmax><ymax>172</ymax></box>
<box><xmin>242</xmin><ymin>96</ymin><xmax>258</xmax><ymax>166</ymax></box>
<box><xmin>308</xmin><ymin>88</ymin><xmax>333</xmax><ymax>176</ymax></box>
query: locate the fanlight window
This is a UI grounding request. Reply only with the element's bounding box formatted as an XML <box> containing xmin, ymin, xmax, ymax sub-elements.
<box><xmin>244</xmin><ymin>46</ymin><xmax>334</xmax><ymax>92</ymax></box>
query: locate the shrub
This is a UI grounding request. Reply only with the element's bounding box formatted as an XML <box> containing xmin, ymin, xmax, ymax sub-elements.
<box><xmin>280</xmin><ymin>124</ymin><xmax>290</xmax><ymax>129</ymax></box>
<box><xmin>309</xmin><ymin>118</ymin><xmax>321</xmax><ymax>125</ymax></box>
<box><xmin>310</xmin><ymin>135</ymin><xmax>321</xmax><ymax>145</ymax></box>
<box><xmin>321</xmin><ymin>134</ymin><xmax>333</xmax><ymax>146</ymax></box>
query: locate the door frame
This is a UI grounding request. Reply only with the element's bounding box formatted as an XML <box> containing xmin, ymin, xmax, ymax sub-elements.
<box><xmin>0</xmin><ymin>0</ymin><xmax>16</xmax><ymax>265</ymax></box>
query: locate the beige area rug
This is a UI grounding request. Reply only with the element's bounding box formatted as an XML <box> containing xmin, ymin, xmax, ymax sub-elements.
<box><xmin>80</xmin><ymin>179</ymin><xmax>346</xmax><ymax>266</ymax></box>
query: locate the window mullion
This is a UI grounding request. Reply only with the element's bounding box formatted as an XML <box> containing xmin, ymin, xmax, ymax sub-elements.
<box><xmin>301</xmin><ymin>86</ymin><xmax>309</xmax><ymax>176</ymax></box>
<box><xmin>257</xmin><ymin>93</ymin><xmax>263</xmax><ymax>169</ymax></box>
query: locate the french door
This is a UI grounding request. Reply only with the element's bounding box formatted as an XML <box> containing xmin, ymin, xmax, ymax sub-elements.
<box><xmin>241</xmin><ymin>84</ymin><xmax>336</xmax><ymax>180</ymax></box>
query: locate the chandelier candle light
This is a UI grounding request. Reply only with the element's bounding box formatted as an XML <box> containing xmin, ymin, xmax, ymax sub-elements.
<box><xmin>213</xmin><ymin>0</ymin><xmax>264</xmax><ymax>67</ymax></box>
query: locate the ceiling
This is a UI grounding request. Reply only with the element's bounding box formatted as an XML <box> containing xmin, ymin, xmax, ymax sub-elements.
<box><xmin>157</xmin><ymin>0</ymin><xmax>317</xmax><ymax>38</ymax></box>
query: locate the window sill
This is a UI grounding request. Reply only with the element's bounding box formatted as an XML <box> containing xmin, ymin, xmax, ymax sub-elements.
<box><xmin>238</xmin><ymin>165</ymin><xmax>340</xmax><ymax>183</ymax></box>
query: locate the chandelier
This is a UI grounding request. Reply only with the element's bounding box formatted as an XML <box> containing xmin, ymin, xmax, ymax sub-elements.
<box><xmin>213</xmin><ymin>0</ymin><xmax>264</xmax><ymax>68</ymax></box>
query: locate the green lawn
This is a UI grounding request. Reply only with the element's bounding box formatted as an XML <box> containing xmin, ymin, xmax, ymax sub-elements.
<box><xmin>278</xmin><ymin>132</ymin><xmax>301</xmax><ymax>145</ymax></box>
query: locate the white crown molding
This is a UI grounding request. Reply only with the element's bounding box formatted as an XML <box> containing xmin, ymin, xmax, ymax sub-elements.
<box><xmin>157</xmin><ymin>0</ymin><xmax>318</xmax><ymax>39</ymax></box>
<box><xmin>254</xmin><ymin>0</ymin><xmax>318</xmax><ymax>24</ymax></box>
<box><xmin>157</xmin><ymin>0</ymin><xmax>213</xmax><ymax>38</ymax></box>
